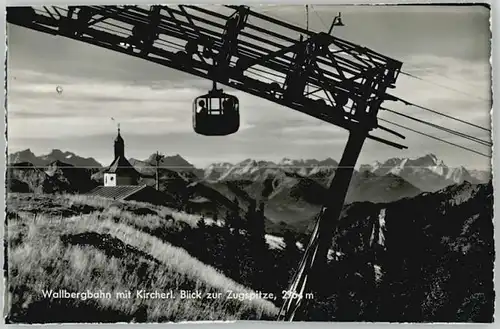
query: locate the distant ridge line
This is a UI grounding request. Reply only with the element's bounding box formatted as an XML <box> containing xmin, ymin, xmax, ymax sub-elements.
<box><xmin>6</xmin><ymin>165</ymin><xmax>492</xmax><ymax>170</ymax></box>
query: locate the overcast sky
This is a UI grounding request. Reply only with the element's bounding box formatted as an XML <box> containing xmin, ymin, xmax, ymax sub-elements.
<box><xmin>6</xmin><ymin>5</ymin><xmax>491</xmax><ymax>169</ymax></box>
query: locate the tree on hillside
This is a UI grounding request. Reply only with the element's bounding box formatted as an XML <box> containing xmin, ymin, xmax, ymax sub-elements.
<box><xmin>217</xmin><ymin>204</ymin><xmax>243</xmax><ymax>280</ymax></box>
<box><xmin>283</xmin><ymin>230</ymin><xmax>297</xmax><ymax>251</ymax></box>
<box><xmin>153</xmin><ymin>151</ymin><xmax>165</xmax><ymax>191</ymax></box>
<box><xmin>244</xmin><ymin>201</ymin><xmax>270</xmax><ymax>290</ymax></box>
<box><xmin>225</xmin><ymin>197</ymin><xmax>243</xmax><ymax>231</ymax></box>
<box><xmin>224</xmin><ymin>226</ymin><xmax>242</xmax><ymax>279</ymax></box>
<box><xmin>246</xmin><ymin>202</ymin><xmax>266</xmax><ymax>244</ymax></box>
<box><xmin>192</xmin><ymin>215</ymin><xmax>216</xmax><ymax>264</ymax></box>
<box><xmin>282</xmin><ymin>230</ymin><xmax>301</xmax><ymax>282</ymax></box>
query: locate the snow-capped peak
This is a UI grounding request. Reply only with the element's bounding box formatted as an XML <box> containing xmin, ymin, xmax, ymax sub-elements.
<box><xmin>279</xmin><ymin>157</ymin><xmax>294</xmax><ymax>166</ymax></box>
<box><xmin>206</xmin><ymin>162</ymin><xmax>233</xmax><ymax>169</ymax></box>
<box><xmin>371</xmin><ymin>160</ymin><xmax>383</xmax><ymax>170</ymax></box>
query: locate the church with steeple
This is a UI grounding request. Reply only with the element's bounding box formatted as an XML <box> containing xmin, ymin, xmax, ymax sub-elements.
<box><xmin>103</xmin><ymin>124</ymin><xmax>141</xmax><ymax>187</ymax></box>
<box><xmin>87</xmin><ymin>123</ymin><xmax>169</xmax><ymax>206</ymax></box>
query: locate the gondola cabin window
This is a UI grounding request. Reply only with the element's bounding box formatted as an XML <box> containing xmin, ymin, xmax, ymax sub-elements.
<box><xmin>210</xmin><ymin>98</ymin><xmax>222</xmax><ymax>115</ymax></box>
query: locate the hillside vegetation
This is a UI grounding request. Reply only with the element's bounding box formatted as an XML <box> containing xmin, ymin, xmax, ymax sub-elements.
<box><xmin>5</xmin><ymin>179</ymin><xmax>495</xmax><ymax>323</ymax></box>
<box><xmin>5</xmin><ymin>193</ymin><xmax>278</xmax><ymax>323</ymax></box>
<box><xmin>300</xmin><ymin>181</ymin><xmax>495</xmax><ymax>322</ymax></box>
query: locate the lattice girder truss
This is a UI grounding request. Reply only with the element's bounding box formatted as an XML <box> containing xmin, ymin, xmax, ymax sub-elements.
<box><xmin>8</xmin><ymin>5</ymin><xmax>406</xmax><ymax>148</ymax></box>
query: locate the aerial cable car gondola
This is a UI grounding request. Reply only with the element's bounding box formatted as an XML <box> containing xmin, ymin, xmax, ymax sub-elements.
<box><xmin>192</xmin><ymin>81</ymin><xmax>240</xmax><ymax>136</ymax></box>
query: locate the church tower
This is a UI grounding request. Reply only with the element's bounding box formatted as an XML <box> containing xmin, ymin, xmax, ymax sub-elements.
<box><xmin>103</xmin><ymin>124</ymin><xmax>141</xmax><ymax>187</ymax></box>
<box><xmin>114</xmin><ymin>124</ymin><xmax>125</xmax><ymax>159</ymax></box>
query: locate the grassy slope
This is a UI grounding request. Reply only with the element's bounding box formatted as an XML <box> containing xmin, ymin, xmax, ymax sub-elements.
<box><xmin>5</xmin><ymin>193</ymin><xmax>278</xmax><ymax>323</ymax></box>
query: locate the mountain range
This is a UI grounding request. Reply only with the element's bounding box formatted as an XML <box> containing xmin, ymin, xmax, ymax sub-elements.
<box><xmin>8</xmin><ymin>149</ymin><xmax>102</xmax><ymax>168</ymax></box>
<box><xmin>129</xmin><ymin>154</ymin><xmax>204</xmax><ymax>178</ymax></box>
<box><xmin>7</xmin><ymin>149</ymin><xmax>491</xmax><ymax>233</ymax></box>
<box><xmin>359</xmin><ymin>153</ymin><xmax>488</xmax><ymax>192</ymax></box>
<box><xmin>9</xmin><ymin>149</ymin><xmax>490</xmax><ymax>188</ymax></box>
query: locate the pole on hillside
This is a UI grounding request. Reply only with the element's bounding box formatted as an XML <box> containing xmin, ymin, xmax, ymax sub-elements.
<box><xmin>154</xmin><ymin>151</ymin><xmax>165</xmax><ymax>191</ymax></box>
